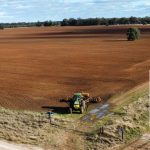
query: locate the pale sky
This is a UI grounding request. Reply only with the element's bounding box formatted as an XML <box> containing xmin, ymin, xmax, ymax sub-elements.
<box><xmin>0</xmin><ymin>0</ymin><xmax>149</xmax><ymax>23</ymax></box>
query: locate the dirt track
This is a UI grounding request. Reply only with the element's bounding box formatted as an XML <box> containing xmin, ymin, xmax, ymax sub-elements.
<box><xmin>0</xmin><ymin>26</ymin><xmax>150</xmax><ymax>110</ymax></box>
<box><xmin>121</xmin><ymin>134</ymin><xmax>150</xmax><ymax>150</ymax></box>
<box><xmin>0</xmin><ymin>140</ymin><xmax>43</xmax><ymax>150</ymax></box>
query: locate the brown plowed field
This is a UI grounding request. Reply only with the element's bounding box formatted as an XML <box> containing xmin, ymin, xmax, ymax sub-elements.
<box><xmin>0</xmin><ymin>25</ymin><xmax>150</xmax><ymax>110</ymax></box>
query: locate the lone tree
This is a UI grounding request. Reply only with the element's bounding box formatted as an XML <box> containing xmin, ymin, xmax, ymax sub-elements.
<box><xmin>127</xmin><ymin>27</ymin><xmax>140</xmax><ymax>41</ymax></box>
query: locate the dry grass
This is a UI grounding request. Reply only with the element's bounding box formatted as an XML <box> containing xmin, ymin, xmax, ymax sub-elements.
<box><xmin>0</xmin><ymin>108</ymin><xmax>85</xmax><ymax>150</ymax></box>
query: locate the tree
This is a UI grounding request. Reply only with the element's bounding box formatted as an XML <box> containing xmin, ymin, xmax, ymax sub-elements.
<box><xmin>127</xmin><ymin>28</ymin><xmax>140</xmax><ymax>41</ymax></box>
<box><xmin>119</xmin><ymin>17</ymin><xmax>130</xmax><ymax>24</ymax></box>
<box><xmin>129</xmin><ymin>16</ymin><xmax>140</xmax><ymax>24</ymax></box>
<box><xmin>61</xmin><ymin>19</ymin><xmax>69</xmax><ymax>26</ymax></box>
<box><xmin>0</xmin><ymin>24</ymin><xmax>4</xmax><ymax>30</ymax></box>
<box><xmin>36</xmin><ymin>21</ymin><xmax>42</xmax><ymax>27</ymax></box>
<box><xmin>68</xmin><ymin>18</ymin><xmax>77</xmax><ymax>26</ymax></box>
<box><xmin>43</xmin><ymin>21</ymin><xmax>52</xmax><ymax>26</ymax></box>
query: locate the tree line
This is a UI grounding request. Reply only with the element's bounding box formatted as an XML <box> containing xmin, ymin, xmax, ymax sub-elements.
<box><xmin>0</xmin><ymin>21</ymin><xmax>61</xmax><ymax>29</ymax></box>
<box><xmin>61</xmin><ymin>17</ymin><xmax>150</xmax><ymax>26</ymax></box>
<box><xmin>0</xmin><ymin>16</ymin><xmax>149</xmax><ymax>29</ymax></box>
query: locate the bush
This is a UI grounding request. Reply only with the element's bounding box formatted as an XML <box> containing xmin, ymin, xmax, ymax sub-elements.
<box><xmin>127</xmin><ymin>27</ymin><xmax>140</xmax><ymax>41</ymax></box>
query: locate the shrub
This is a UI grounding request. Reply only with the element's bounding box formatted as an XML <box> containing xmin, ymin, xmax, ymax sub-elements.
<box><xmin>127</xmin><ymin>27</ymin><xmax>140</xmax><ymax>41</ymax></box>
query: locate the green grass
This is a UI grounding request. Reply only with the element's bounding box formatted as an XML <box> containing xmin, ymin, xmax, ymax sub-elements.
<box><xmin>110</xmin><ymin>83</ymin><xmax>149</xmax><ymax>105</ymax></box>
<box><xmin>125</xmin><ymin>127</ymin><xmax>142</xmax><ymax>141</ymax></box>
<box><xmin>55</xmin><ymin>113</ymin><xmax>83</xmax><ymax>120</ymax></box>
<box><xmin>113</xmin><ymin>107</ymin><xmax>126</xmax><ymax>116</ymax></box>
<box><xmin>138</xmin><ymin>112</ymin><xmax>149</xmax><ymax>131</ymax></box>
<box><xmin>111</xmin><ymin>83</ymin><xmax>148</xmax><ymax>111</ymax></box>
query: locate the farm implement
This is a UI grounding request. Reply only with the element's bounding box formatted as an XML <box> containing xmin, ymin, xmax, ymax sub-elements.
<box><xmin>61</xmin><ymin>93</ymin><xmax>102</xmax><ymax>114</ymax></box>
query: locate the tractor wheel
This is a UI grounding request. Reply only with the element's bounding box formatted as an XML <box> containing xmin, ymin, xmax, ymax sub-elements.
<box><xmin>82</xmin><ymin>101</ymin><xmax>86</xmax><ymax>110</ymax></box>
<box><xmin>96</xmin><ymin>97</ymin><xmax>102</xmax><ymax>103</ymax></box>
<box><xmin>69</xmin><ymin>107</ymin><xmax>73</xmax><ymax>114</ymax></box>
<box><xmin>80</xmin><ymin>106</ymin><xmax>84</xmax><ymax>114</ymax></box>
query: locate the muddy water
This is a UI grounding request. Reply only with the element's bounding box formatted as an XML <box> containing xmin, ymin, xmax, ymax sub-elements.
<box><xmin>81</xmin><ymin>103</ymin><xmax>112</xmax><ymax>122</ymax></box>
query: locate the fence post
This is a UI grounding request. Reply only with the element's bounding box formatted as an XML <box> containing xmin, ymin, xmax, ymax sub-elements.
<box><xmin>117</xmin><ymin>125</ymin><xmax>125</xmax><ymax>141</ymax></box>
<box><xmin>99</xmin><ymin>126</ymin><xmax>104</xmax><ymax>135</ymax></box>
<box><xmin>47</xmin><ymin>111</ymin><xmax>54</xmax><ymax>125</ymax></box>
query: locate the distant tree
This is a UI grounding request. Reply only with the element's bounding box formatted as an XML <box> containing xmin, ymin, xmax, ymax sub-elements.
<box><xmin>129</xmin><ymin>16</ymin><xmax>140</xmax><ymax>24</ymax></box>
<box><xmin>119</xmin><ymin>17</ymin><xmax>130</xmax><ymax>24</ymax></box>
<box><xmin>68</xmin><ymin>18</ymin><xmax>77</xmax><ymax>26</ymax></box>
<box><xmin>61</xmin><ymin>19</ymin><xmax>69</xmax><ymax>26</ymax></box>
<box><xmin>108</xmin><ymin>18</ymin><xmax>118</xmax><ymax>25</ymax></box>
<box><xmin>142</xmin><ymin>16</ymin><xmax>150</xmax><ymax>24</ymax></box>
<box><xmin>127</xmin><ymin>27</ymin><xmax>140</xmax><ymax>41</ymax></box>
<box><xmin>0</xmin><ymin>24</ymin><xmax>4</xmax><ymax>30</ymax></box>
<box><xmin>0</xmin><ymin>17</ymin><xmax>149</xmax><ymax>28</ymax></box>
<box><xmin>36</xmin><ymin>21</ymin><xmax>42</xmax><ymax>27</ymax></box>
<box><xmin>100</xmin><ymin>18</ymin><xmax>108</xmax><ymax>25</ymax></box>
<box><xmin>52</xmin><ymin>21</ymin><xmax>61</xmax><ymax>26</ymax></box>
<box><xmin>43</xmin><ymin>21</ymin><xmax>52</xmax><ymax>26</ymax></box>
<box><xmin>43</xmin><ymin>21</ymin><xmax>49</xmax><ymax>26</ymax></box>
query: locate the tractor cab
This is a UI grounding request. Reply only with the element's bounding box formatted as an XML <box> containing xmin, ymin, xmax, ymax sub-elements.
<box><xmin>72</xmin><ymin>93</ymin><xmax>83</xmax><ymax>102</ymax></box>
<box><xmin>69</xmin><ymin>93</ymin><xmax>85</xmax><ymax>114</ymax></box>
<box><xmin>70</xmin><ymin>93</ymin><xmax>83</xmax><ymax>108</ymax></box>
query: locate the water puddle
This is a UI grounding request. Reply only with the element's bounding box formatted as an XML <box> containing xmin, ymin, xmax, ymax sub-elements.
<box><xmin>81</xmin><ymin>103</ymin><xmax>110</xmax><ymax>122</ymax></box>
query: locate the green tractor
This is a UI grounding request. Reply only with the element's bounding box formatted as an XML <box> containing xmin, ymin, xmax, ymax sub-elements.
<box><xmin>61</xmin><ymin>92</ymin><xmax>102</xmax><ymax>114</ymax></box>
<box><xmin>69</xmin><ymin>93</ymin><xmax>89</xmax><ymax>114</ymax></box>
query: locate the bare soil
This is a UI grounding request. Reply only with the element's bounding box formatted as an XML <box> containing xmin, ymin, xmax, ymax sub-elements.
<box><xmin>0</xmin><ymin>25</ymin><xmax>150</xmax><ymax>110</ymax></box>
<box><xmin>0</xmin><ymin>140</ymin><xmax>43</xmax><ymax>150</ymax></box>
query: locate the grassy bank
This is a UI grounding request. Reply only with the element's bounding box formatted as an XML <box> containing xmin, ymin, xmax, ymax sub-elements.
<box><xmin>0</xmin><ymin>108</ymin><xmax>85</xmax><ymax>150</ymax></box>
<box><xmin>86</xmin><ymin>83</ymin><xmax>149</xmax><ymax>150</ymax></box>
